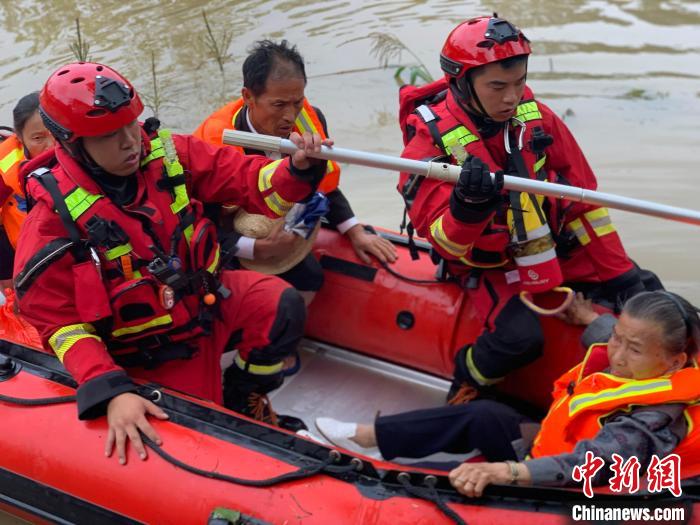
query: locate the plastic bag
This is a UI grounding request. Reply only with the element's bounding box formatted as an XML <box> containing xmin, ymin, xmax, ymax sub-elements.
<box><xmin>0</xmin><ymin>288</ymin><xmax>42</xmax><ymax>348</ymax></box>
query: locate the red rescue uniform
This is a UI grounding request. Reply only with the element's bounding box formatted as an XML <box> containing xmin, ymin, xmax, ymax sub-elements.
<box><xmin>14</xmin><ymin>128</ymin><xmax>314</xmax><ymax>418</ymax></box>
<box><xmin>399</xmin><ymin>81</ymin><xmax>641</xmax><ymax>389</ymax></box>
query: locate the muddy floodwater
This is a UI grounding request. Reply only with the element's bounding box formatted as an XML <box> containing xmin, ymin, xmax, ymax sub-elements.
<box><xmin>1</xmin><ymin>0</ymin><xmax>699</xmax><ymax>301</ymax></box>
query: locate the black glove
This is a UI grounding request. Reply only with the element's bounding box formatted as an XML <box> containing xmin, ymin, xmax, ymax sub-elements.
<box><xmin>454</xmin><ymin>156</ymin><xmax>503</xmax><ymax>204</ymax></box>
<box><xmin>450</xmin><ymin>156</ymin><xmax>504</xmax><ymax>223</ymax></box>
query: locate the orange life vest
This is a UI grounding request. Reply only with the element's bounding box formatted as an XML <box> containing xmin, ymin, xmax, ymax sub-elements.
<box><xmin>531</xmin><ymin>343</ymin><xmax>700</xmax><ymax>479</ymax></box>
<box><xmin>193</xmin><ymin>97</ymin><xmax>340</xmax><ymax>193</ymax></box>
<box><xmin>0</xmin><ymin>135</ymin><xmax>28</xmax><ymax>248</ymax></box>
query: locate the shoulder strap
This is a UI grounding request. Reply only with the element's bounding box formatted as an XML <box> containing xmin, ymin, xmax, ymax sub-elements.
<box><xmin>30</xmin><ymin>168</ymin><xmax>83</xmax><ymax>248</ymax></box>
<box><xmin>414</xmin><ymin>104</ymin><xmax>447</xmax><ymax>156</ymax></box>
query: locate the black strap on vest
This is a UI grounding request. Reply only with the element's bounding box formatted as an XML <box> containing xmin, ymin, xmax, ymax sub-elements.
<box><xmin>414</xmin><ymin>105</ymin><xmax>447</xmax><ymax>156</ymax></box>
<box><xmin>31</xmin><ymin>169</ymin><xmax>88</xmax><ymax>260</ymax></box>
<box><xmin>506</xmin><ymin>129</ymin><xmax>547</xmax><ymax>242</ymax></box>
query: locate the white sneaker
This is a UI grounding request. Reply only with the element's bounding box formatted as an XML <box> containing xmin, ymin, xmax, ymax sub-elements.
<box><xmin>296</xmin><ymin>429</ymin><xmax>327</xmax><ymax>444</ymax></box>
<box><xmin>314</xmin><ymin>417</ymin><xmax>383</xmax><ymax>460</ymax></box>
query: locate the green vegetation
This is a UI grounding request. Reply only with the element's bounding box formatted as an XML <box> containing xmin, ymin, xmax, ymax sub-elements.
<box><xmin>68</xmin><ymin>18</ymin><xmax>90</xmax><ymax>62</ymax></box>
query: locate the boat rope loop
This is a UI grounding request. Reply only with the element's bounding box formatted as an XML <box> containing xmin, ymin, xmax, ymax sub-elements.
<box><xmin>397</xmin><ymin>472</ymin><xmax>467</xmax><ymax>525</ymax></box>
<box><xmin>0</xmin><ymin>393</ymin><xmax>76</xmax><ymax>405</ymax></box>
<box><xmin>141</xmin><ymin>434</ymin><xmax>360</xmax><ymax>487</ymax></box>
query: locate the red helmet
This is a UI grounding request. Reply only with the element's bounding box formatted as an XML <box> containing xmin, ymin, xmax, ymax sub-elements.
<box><xmin>39</xmin><ymin>62</ymin><xmax>143</xmax><ymax>142</ymax></box>
<box><xmin>440</xmin><ymin>16</ymin><xmax>531</xmax><ymax>80</ymax></box>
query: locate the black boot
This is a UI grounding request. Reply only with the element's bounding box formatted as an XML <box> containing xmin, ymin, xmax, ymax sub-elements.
<box><xmin>223</xmin><ymin>364</ymin><xmax>307</xmax><ymax>431</ymax></box>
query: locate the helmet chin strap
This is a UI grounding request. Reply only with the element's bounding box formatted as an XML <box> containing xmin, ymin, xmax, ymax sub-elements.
<box><xmin>453</xmin><ymin>76</ymin><xmax>497</xmax><ymax>126</ymax></box>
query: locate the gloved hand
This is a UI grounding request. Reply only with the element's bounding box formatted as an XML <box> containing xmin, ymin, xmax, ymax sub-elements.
<box><xmin>453</xmin><ymin>156</ymin><xmax>503</xmax><ymax>205</ymax></box>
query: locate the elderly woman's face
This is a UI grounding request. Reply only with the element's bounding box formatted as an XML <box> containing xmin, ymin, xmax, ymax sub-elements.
<box><xmin>607</xmin><ymin>313</ymin><xmax>687</xmax><ymax>380</ymax></box>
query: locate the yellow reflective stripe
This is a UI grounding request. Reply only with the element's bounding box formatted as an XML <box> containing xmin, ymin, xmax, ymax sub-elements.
<box><xmin>206</xmin><ymin>246</ymin><xmax>220</xmax><ymax>274</ymax></box>
<box><xmin>441</xmin><ymin>126</ymin><xmax>479</xmax><ymax>157</ymax></box>
<box><xmin>183</xmin><ymin>223</ymin><xmax>194</xmax><ymax>244</ymax></box>
<box><xmin>132</xmin><ymin>270</ymin><xmax>142</xmax><ymax>279</ymax></box>
<box><xmin>264</xmin><ymin>192</ymin><xmax>292</xmax><ymax>217</ymax></box>
<box><xmin>515</xmin><ymin>101</ymin><xmax>541</xmax><ymax>122</ymax></box>
<box><xmin>141</xmin><ymin>137</ymin><xmax>164</xmax><ymax>166</ymax></box>
<box><xmin>111</xmin><ymin>314</ymin><xmax>173</xmax><ymax>338</ymax></box>
<box><xmin>155</xmin><ymin>130</ymin><xmax>189</xmax><ymax>214</ymax></box>
<box><xmin>567</xmin><ymin>218</ymin><xmax>590</xmax><ymax>246</ymax></box>
<box><xmin>63</xmin><ymin>187</ymin><xmax>102</xmax><ymax>220</ymax></box>
<box><xmin>584</xmin><ymin>208</ymin><xmax>616</xmax><ymax>237</ymax></box>
<box><xmin>429</xmin><ymin>216</ymin><xmax>471</xmax><ymax>257</ymax></box>
<box><xmin>295</xmin><ymin>108</ymin><xmax>319</xmax><ymax>135</ymax></box>
<box><xmin>0</xmin><ymin>147</ymin><xmax>22</xmax><ymax>173</ymax></box>
<box><xmin>465</xmin><ymin>346</ymin><xmax>502</xmax><ymax>386</ymax></box>
<box><xmin>258</xmin><ymin>159</ymin><xmax>284</xmax><ymax>192</ymax></box>
<box><xmin>105</xmin><ymin>243</ymin><xmax>133</xmax><ymax>261</ymax></box>
<box><xmin>49</xmin><ymin>323</ymin><xmax>101</xmax><ymax>363</ymax></box>
<box><xmin>234</xmin><ymin>353</ymin><xmax>284</xmax><ymax>376</ymax></box>
<box><xmin>569</xmin><ymin>378</ymin><xmax>672</xmax><ymax>416</ymax></box>
<box><xmin>533</xmin><ymin>154</ymin><xmax>546</xmax><ymax>173</ymax></box>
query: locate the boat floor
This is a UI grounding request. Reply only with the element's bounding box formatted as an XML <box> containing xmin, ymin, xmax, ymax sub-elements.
<box><xmin>225</xmin><ymin>339</ymin><xmax>474</xmax><ymax>467</ymax></box>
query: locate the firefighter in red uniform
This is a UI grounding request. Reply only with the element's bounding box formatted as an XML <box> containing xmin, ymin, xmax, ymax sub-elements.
<box><xmin>13</xmin><ymin>62</ymin><xmax>328</xmax><ymax>464</ymax></box>
<box><xmin>399</xmin><ymin>16</ymin><xmax>650</xmax><ymax>401</ymax></box>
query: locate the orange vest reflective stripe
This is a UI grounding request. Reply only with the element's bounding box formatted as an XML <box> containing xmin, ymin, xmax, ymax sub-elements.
<box><xmin>193</xmin><ymin>97</ymin><xmax>340</xmax><ymax>193</ymax></box>
<box><xmin>531</xmin><ymin>343</ymin><xmax>700</xmax><ymax>479</ymax></box>
<box><xmin>0</xmin><ymin>134</ymin><xmax>27</xmax><ymax>248</ymax></box>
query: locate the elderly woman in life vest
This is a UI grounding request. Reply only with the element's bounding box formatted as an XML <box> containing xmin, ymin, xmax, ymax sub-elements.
<box><xmin>316</xmin><ymin>291</ymin><xmax>700</xmax><ymax>496</ymax></box>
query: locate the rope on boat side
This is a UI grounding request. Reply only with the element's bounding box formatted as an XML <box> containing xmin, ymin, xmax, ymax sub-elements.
<box><xmin>141</xmin><ymin>434</ymin><xmax>360</xmax><ymax>488</ymax></box>
<box><xmin>397</xmin><ymin>472</ymin><xmax>468</xmax><ymax>525</ymax></box>
<box><xmin>0</xmin><ymin>393</ymin><xmax>76</xmax><ymax>405</ymax></box>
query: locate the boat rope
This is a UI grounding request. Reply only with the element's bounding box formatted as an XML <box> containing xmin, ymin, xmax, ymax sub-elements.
<box><xmin>0</xmin><ymin>388</ymin><xmax>468</xmax><ymax>523</ymax></box>
<box><xmin>378</xmin><ymin>260</ymin><xmax>444</xmax><ymax>285</ymax></box>
<box><xmin>397</xmin><ymin>473</ymin><xmax>467</xmax><ymax>525</ymax></box>
<box><xmin>0</xmin><ymin>393</ymin><xmax>76</xmax><ymax>405</ymax></box>
<box><xmin>141</xmin><ymin>434</ymin><xmax>360</xmax><ymax>487</ymax></box>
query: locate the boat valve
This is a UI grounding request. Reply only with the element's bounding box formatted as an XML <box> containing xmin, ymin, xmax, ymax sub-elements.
<box><xmin>423</xmin><ymin>475</ymin><xmax>438</xmax><ymax>488</ymax></box>
<box><xmin>350</xmin><ymin>457</ymin><xmax>364</xmax><ymax>471</ymax></box>
<box><xmin>328</xmin><ymin>450</ymin><xmax>342</xmax><ymax>463</ymax></box>
<box><xmin>0</xmin><ymin>355</ymin><xmax>20</xmax><ymax>382</ymax></box>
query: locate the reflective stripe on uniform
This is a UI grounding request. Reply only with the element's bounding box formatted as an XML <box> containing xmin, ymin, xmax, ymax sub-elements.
<box><xmin>465</xmin><ymin>346</ymin><xmax>502</xmax><ymax>386</ymax></box>
<box><xmin>105</xmin><ymin>243</ymin><xmax>133</xmax><ymax>261</ymax></box>
<box><xmin>234</xmin><ymin>353</ymin><xmax>284</xmax><ymax>376</ymax></box>
<box><xmin>569</xmin><ymin>378</ymin><xmax>672</xmax><ymax>416</ymax></box>
<box><xmin>141</xmin><ymin>137</ymin><xmax>164</xmax><ymax>165</ymax></box>
<box><xmin>111</xmin><ymin>314</ymin><xmax>173</xmax><ymax>338</ymax></box>
<box><xmin>533</xmin><ymin>154</ymin><xmax>547</xmax><ymax>173</ymax></box>
<box><xmin>264</xmin><ymin>192</ymin><xmax>293</xmax><ymax>217</ymax></box>
<box><xmin>158</xmin><ymin>130</ymin><xmax>189</xmax><ymax>214</ymax></box>
<box><xmin>258</xmin><ymin>159</ymin><xmax>283</xmax><ymax>192</ymax></box>
<box><xmin>440</xmin><ymin>125</ymin><xmax>479</xmax><ymax>162</ymax></box>
<box><xmin>515</xmin><ymin>101</ymin><xmax>542</xmax><ymax>123</ymax></box>
<box><xmin>584</xmin><ymin>208</ymin><xmax>616</xmax><ymax>237</ymax></box>
<box><xmin>567</xmin><ymin>218</ymin><xmax>591</xmax><ymax>246</ymax></box>
<box><xmin>429</xmin><ymin>215</ymin><xmax>471</xmax><ymax>257</ymax></box>
<box><xmin>0</xmin><ymin>147</ymin><xmax>21</xmax><ymax>173</ymax></box>
<box><xmin>295</xmin><ymin>107</ymin><xmax>318</xmax><ymax>134</ymax></box>
<box><xmin>206</xmin><ymin>246</ymin><xmax>220</xmax><ymax>274</ymax></box>
<box><xmin>49</xmin><ymin>323</ymin><xmax>101</xmax><ymax>363</ymax></box>
<box><xmin>63</xmin><ymin>187</ymin><xmax>103</xmax><ymax>220</ymax></box>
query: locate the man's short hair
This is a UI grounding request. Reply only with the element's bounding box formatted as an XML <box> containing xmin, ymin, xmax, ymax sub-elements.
<box><xmin>242</xmin><ymin>40</ymin><xmax>307</xmax><ymax>96</ymax></box>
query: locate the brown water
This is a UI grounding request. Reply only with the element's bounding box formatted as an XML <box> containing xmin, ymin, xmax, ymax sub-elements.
<box><xmin>1</xmin><ymin>0</ymin><xmax>699</xmax><ymax>300</ymax></box>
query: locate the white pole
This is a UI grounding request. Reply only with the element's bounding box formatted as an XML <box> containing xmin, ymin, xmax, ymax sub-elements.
<box><xmin>222</xmin><ymin>130</ymin><xmax>700</xmax><ymax>227</ymax></box>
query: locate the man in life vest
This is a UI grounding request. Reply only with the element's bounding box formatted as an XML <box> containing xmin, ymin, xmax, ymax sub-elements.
<box><xmin>398</xmin><ymin>16</ymin><xmax>649</xmax><ymax>402</ymax></box>
<box><xmin>194</xmin><ymin>39</ymin><xmax>397</xmax><ymax>303</ymax></box>
<box><xmin>0</xmin><ymin>92</ymin><xmax>54</xmax><ymax>285</ymax></box>
<box><xmin>13</xmin><ymin>62</ymin><xmax>328</xmax><ymax>463</ymax></box>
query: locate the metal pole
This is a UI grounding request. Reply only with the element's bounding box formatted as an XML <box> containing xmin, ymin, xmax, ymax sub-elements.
<box><xmin>222</xmin><ymin>130</ymin><xmax>700</xmax><ymax>227</ymax></box>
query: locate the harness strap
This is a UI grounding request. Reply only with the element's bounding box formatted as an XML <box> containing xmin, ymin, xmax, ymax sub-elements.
<box><xmin>31</xmin><ymin>168</ymin><xmax>87</xmax><ymax>259</ymax></box>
